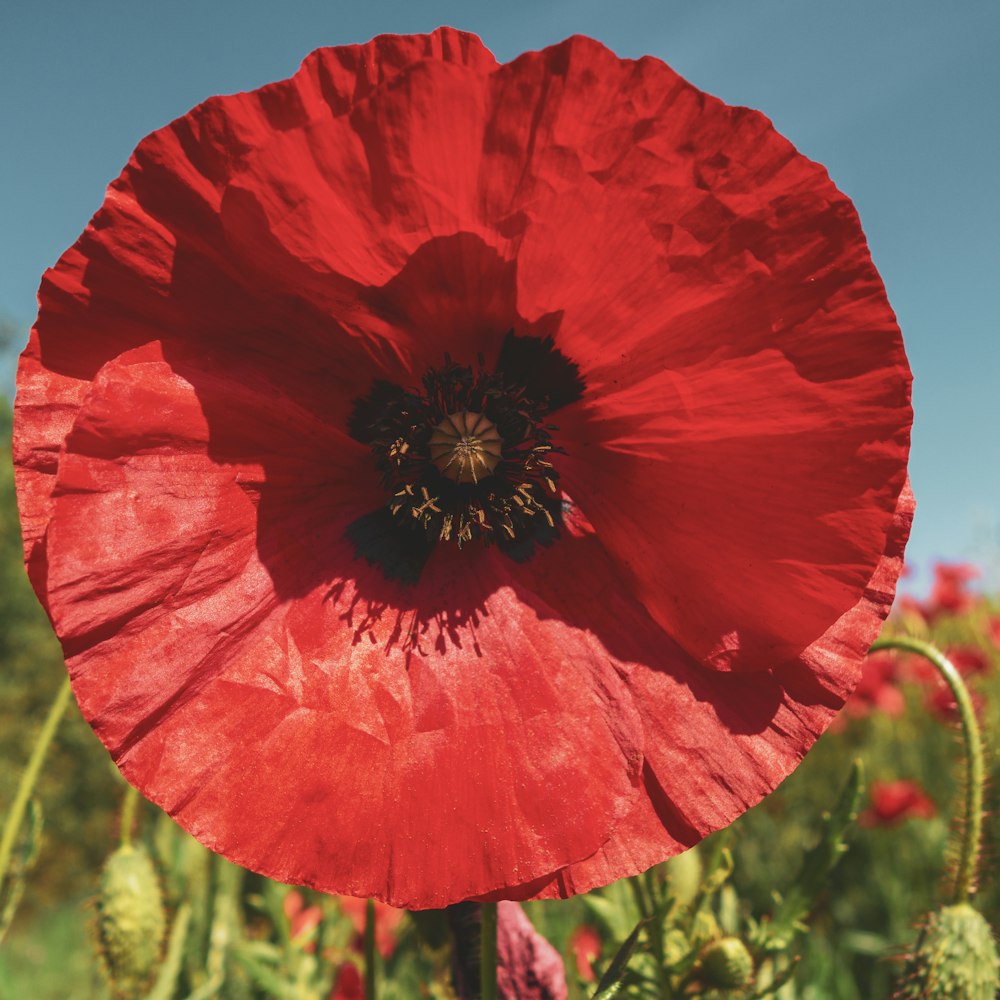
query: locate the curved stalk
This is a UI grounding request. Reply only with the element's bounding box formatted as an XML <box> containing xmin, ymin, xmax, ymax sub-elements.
<box><xmin>870</xmin><ymin>636</ymin><xmax>984</xmax><ymax>902</ymax></box>
<box><xmin>0</xmin><ymin>677</ymin><xmax>72</xmax><ymax>890</ymax></box>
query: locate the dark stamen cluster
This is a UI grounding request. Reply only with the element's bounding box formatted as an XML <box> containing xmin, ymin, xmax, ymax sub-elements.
<box><xmin>350</xmin><ymin>350</ymin><xmax>562</xmax><ymax>547</ymax></box>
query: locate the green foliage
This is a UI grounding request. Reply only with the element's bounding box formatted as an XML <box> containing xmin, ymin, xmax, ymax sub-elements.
<box><xmin>578</xmin><ymin>762</ymin><xmax>861</xmax><ymax>999</ymax></box>
<box><xmin>897</xmin><ymin>903</ymin><xmax>999</xmax><ymax>1000</ymax></box>
<box><xmin>769</xmin><ymin>760</ymin><xmax>863</xmax><ymax>943</ymax></box>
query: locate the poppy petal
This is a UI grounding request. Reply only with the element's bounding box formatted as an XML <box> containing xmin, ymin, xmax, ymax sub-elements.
<box><xmin>482</xmin><ymin>481</ymin><xmax>912</xmax><ymax>898</ymax></box>
<box><xmin>14</xmin><ymin>28</ymin><xmax>499</xmax><ymax>584</ymax></box>
<box><xmin>509</xmin><ymin>98</ymin><xmax>910</xmax><ymax>670</ymax></box>
<box><xmin>44</xmin><ymin>353</ymin><xmax>645</xmax><ymax>907</ymax></box>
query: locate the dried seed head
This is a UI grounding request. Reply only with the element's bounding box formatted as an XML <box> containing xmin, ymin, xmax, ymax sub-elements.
<box><xmin>897</xmin><ymin>903</ymin><xmax>999</xmax><ymax>1000</ymax></box>
<box><xmin>97</xmin><ymin>845</ymin><xmax>166</xmax><ymax>999</ymax></box>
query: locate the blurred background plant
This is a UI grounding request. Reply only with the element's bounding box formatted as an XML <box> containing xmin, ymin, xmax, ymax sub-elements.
<box><xmin>1</xmin><ymin>391</ymin><xmax>998</xmax><ymax>998</ymax></box>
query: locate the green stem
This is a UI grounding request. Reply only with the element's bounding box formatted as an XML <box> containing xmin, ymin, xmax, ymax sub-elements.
<box><xmin>119</xmin><ymin>784</ymin><xmax>140</xmax><ymax>848</ymax></box>
<box><xmin>480</xmin><ymin>902</ymin><xmax>497</xmax><ymax>1000</ymax></box>
<box><xmin>364</xmin><ymin>897</ymin><xmax>377</xmax><ymax>1000</ymax></box>
<box><xmin>870</xmin><ymin>636</ymin><xmax>984</xmax><ymax>902</ymax></box>
<box><xmin>0</xmin><ymin>677</ymin><xmax>72</xmax><ymax>890</ymax></box>
<box><xmin>627</xmin><ymin>876</ymin><xmax>650</xmax><ymax>920</ymax></box>
<box><xmin>626</xmin><ymin>876</ymin><xmax>669</xmax><ymax>995</ymax></box>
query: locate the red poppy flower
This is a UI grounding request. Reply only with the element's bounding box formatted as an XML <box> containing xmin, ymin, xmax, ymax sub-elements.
<box><xmin>860</xmin><ymin>779</ymin><xmax>936</xmax><ymax>827</ymax></box>
<box><xmin>901</xmin><ymin>644</ymin><xmax>990</xmax><ymax>688</ymax></box>
<box><xmin>14</xmin><ymin>29</ymin><xmax>912</xmax><ymax>908</ymax></box>
<box><xmin>570</xmin><ymin>925</ymin><xmax>602</xmax><ymax>982</ymax></box>
<box><xmin>841</xmin><ymin>651</ymin><xmax>906</xmax><ymax>722</ymax></box>
<box><xmin>892</xmin><ymin>592</ymin><xmax>927</xmax><ymax>623</ymax></box>
<box><xmin>337</xmin><ymin>896</ymin><xmax>404</xmax><ymax>959</ymax></box>
<box><xmin>284</xmin><ymin>889</ymin><xmax>323</xmax><ymax>952</ymax></box>
<box><xmin>925</xmin><ymin>562</ymin><xmax>981</xmax><ymax>620</ymax></box>
<box><xmin>987</xmin><ymin>616</ymin><xmax>1000</xmax><ymax>651</ymax></box>
<box><xmin>330</xmin><ymin>963</ymin><xmax>363</xmax><ymax>1000</ymax></box>
<box><xmin>924</xmin><ymin>682</ymin><xmax>985</xmax><ymax>723</ymax></box>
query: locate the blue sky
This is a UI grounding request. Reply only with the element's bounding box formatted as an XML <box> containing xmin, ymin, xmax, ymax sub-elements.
<box><xmin>2</xmin><ymin>0</ymin><xmax>998</xmax><ymax>593</ymax></box>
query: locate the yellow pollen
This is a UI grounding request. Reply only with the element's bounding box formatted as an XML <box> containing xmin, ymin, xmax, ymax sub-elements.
<box><xmin>428</xmin><ymin>410</ymin><xmax>503</xmax><ymax>484</ymax></box>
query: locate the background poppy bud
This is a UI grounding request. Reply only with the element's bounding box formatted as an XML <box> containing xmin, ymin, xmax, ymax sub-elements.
<box><xmin>698</xmin><ymin>935</ymin><xmax>754</xmax><ymax>989</ymax></box>
<box><xmin>897</xmin><ymin>903</ymin><xmax>999</xmax><ymax>1000</ymax></box>
<box><xmin>96</xmin><ymin>845</ymin><xmax>166</xmax><ymax>999</ymax></box>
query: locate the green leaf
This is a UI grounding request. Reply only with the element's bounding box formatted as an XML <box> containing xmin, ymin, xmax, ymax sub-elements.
<box><xmin>147</xmin><ymin>902</ymin><xmax>192</xmax><ymax>1000</ymax></box>
<box><xmin>581</xmin><ymin>891</ymin><xmax>637</xmax><ymax>942</ymax></box>
<box><xmin>592</xmin><ymin>918</ymin><xmax>649</xmax><ymax>1000</ymax></box>
<box><xmin>771</xmin><ymin>759</ymin><xmax>864</xmax><ymax>938</ymax></box>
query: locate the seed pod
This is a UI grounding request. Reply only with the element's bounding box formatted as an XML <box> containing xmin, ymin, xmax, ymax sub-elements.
<box><xmin>699</xmin><ymin>936</ymin><xmax>754</xmax><ymax>989</ymax></box>
<box><xmin>897</xmin><ymin>903</ymin><xmax>999</xmax><ymax>1000</ymax></box>
<box><xmin>97</xmin><ymin>845</ymin><xmax>166</xmax><ymax>999</ymax></box>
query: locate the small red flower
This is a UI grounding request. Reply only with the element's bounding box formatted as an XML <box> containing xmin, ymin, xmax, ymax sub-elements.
<box><xmin>860</xmin><ymin>780</ymin><xmax>936</xmax><ymax>827</ymax></box>
<box><xmin>987</xmin><ymin>616</ymin><xmax>1000</xmax><ymax>651</ymax></box>
<box><xmin>925</xmin><ymin>562</ymin><xmax>981</xmax><ymax>620</ymax></box>
<box><xmin>843</xmin><ymin>652</ymin><xmax>906</xmax><ymax>720</ymax></box>
<box><xmin>946</xmin><ymin>646</ymin><xmax>991</xmax><ymax>677</ymax></box>
<box><xmin>924</xmin><ymin>683</ymin><xmax>985</xmax><ymax>723</ymax></box>
<box><xmin>330</xmin><ymin>963</ymin><xmax>363</xmax><ymax>1000</ymax></box>
<box><xmin>901</xmin><ymin>644</ymin><xmax>990</xmax><ymax>689</ymax></box>
<box><xmin>284</xmin><ymin>889</ymin><xmax>323</xmax><ymax>951</ymax></box>
<box><xmin>893</xmin><ymin>593</ymin><xmax>928</xmax><ymax>624</ymax></box>
<box><xmin>497</xmin><ymin>901</ymin><xmax>567</xmax><ymax>1000</ymax></box>
<box><xmin>570</xmin><ymin>925</ymin><xmax>602</xmax><ymax>982</ymax></box>
<box><xmin>337</xmin><ymin>896</ymin><xmax>404</xmax><ymax>959</ymax></box>
<box><xmin>14</xmin><ymin>29</ymin><xmax>912</xmax><ymax>907</ymax></box>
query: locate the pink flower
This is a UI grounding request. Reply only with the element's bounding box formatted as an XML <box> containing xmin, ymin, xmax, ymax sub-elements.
<box><xmin>497</xmin><ymin>901</ymin><xmax>567</xmax><ymax>1000</ymax></box>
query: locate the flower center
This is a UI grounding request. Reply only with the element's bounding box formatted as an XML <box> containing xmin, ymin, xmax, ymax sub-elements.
<box><xmin>348</xmin><ymin>332</ymin><xmax>584</xmax><ymax>559</ymax></box>
<box><xmin>429</xmin><ymin>411</ymin><xmax>502</xmax><ymax>484</ymax></box>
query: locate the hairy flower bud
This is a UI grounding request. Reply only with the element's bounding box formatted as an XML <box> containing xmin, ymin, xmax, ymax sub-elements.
<box><xmin>97</xmin><ymin>845</ymin><xmax>166</xmax><ymax>999</ymax></box>
<box><xmin>699</xmin><ymin>936</ymin><xmax>754</xmax><ymax>989</ymax></box>
<box><xmin>898</xmin><ymin>903</ymin><xmax>999</xmax><ymax>1000</ymax></box>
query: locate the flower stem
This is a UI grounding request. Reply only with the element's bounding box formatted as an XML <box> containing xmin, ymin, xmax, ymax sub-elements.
<box><xmin>119</xmin><ymin>784</ymin><xmax>140</xmax><ymax>848</ymax></box>
<box><xmin>364</xmin><ymin>897</ymin><xmax>377</xmax><ymax>1000</ymax></box>
<box><xmin>480</xmin><ymin>902</ymin><xmax>497</xmax><ymax>1000</ymax></box>
<box><xmin>447</xmin><ymin>902</ymin><xmax>484</xmax><ymax>999</ymax></box>
<box><xmin>870</xmin><ymin>636</ymin><xmax>984</xmax><ymax>902</ymax></box>
<box><xmin>0</xmin><ymin>677</ymin><xmax>72</xmax><ymax>891</ymax></box>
